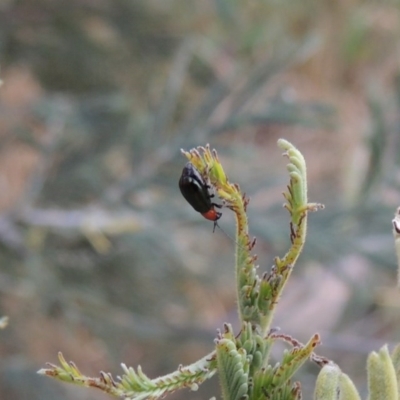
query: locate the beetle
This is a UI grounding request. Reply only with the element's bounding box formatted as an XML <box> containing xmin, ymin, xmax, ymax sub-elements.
<box><xmin>179</xmin><ymin>162</ymin><xmax>222</xmax><ymax>231</ymax></box>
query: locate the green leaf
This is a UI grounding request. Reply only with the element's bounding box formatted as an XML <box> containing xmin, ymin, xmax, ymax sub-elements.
<box><xmin>338</xmin><ymin>372</ymin><xmax>361</xmax><ymax>400</ymax></box>
<box><xmin>367</xmin><ymin>345</ymin><xmax>398</xmax><ymax>400</ymax></box>
<box><xmin>314</xmin><ymin>363</ymin><xmax>341</xmax><ymax>400</ymax></box>
<box><xmin>216</xmin><ymin>338</ymin><xmax>249</xmax><ymax>400</ymax></box>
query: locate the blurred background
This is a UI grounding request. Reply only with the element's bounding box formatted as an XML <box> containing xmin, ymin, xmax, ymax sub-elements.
<box><xmin>0</xmin><ymin>0</ymin><xmax>399</xmax><ymax>399</ymax></box>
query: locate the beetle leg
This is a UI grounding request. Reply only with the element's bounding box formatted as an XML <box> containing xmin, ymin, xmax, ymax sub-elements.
<box><xmin>212</xmin><ymin>221</ymin><xmax>217</xmax><ymax>233</ymax></box>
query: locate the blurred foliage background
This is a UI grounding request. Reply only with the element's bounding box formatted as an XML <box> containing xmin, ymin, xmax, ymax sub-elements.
<box><xmin>0</xmin><ymin>0</ymin><xmax>399</xmax><ymax>399</ymax></box>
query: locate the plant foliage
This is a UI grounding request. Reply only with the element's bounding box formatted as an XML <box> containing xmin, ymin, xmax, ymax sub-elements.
<box><xmin>38</xmin><ymin>140</ymin><xmax>400</xmax><ymax>399</ymax></box>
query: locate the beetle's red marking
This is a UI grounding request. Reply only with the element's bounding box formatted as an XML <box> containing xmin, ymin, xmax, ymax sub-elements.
<box><xmin>201</xmin><ymin>209</ymin><xmax>222</xmax><ymax>222</ymax></box>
